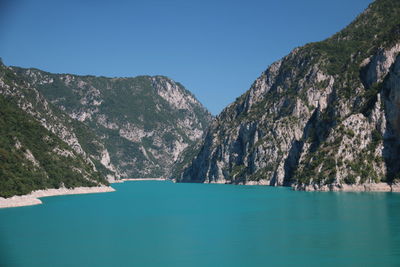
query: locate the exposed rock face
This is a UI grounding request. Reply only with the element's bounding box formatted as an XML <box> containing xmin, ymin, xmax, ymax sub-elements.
<box><xmin>0</xmin><ymin>63</ymin><xmax>110</xmax><ymax>197</ymax></box>
<box><xmin>0</xmin><ymin>58</ymin><xmax>211</xmax><ymax>197</ymax></box>
<box><xmin>174</xmin><ymin>0</ymin><xmax>400</xmax><ymax>191</ymax></box>
<box><xmin>0</xmin><ymin>64</ymin><xmax>119</xmax><ymax>181</ymax></box>
<box><xmin>10</xmin><ymin>68</ymin><xmax>212</xmax><ymax>178</ymax></box>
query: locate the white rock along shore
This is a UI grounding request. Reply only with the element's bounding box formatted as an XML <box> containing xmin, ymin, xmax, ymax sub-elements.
<box><xmin>292</xmin><ymin>182</ymin><xmax>400</xmax><ymax>192</ymax></box>
<box><xmin>204</xmin><ymin>179</ymin><xmax>400</xmax><ymax>192</ymax></box>
<box><xmin>113</xmin><ymin>178</ymin><xmax>166</xmax><ymax>183</ymax></box>
<box><xmin>0</xmin><ymin>186</ymin><xmax>115</xmax><ymax>209</ymax></box>
<box><xmin>2</xmin><ymin>180</ymin><xmax>397</xmax><ymax>209</ymax></box>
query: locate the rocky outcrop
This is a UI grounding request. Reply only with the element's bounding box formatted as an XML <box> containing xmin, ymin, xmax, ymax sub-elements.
<box><xmin>10</xmin><ymin>69</ymin><xmax>212</xmax><ymax>179</ymax></box>
<box><xmin>174</xmin><ymin>0</ymin><xmax>400</xmax><ymax>191</ymax></box>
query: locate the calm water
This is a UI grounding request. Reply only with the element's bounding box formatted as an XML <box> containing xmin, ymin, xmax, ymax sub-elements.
<box><xmin>1</xmin><ymin>181</ymin><xmax>400</xmax><ymax>267</ymax></box>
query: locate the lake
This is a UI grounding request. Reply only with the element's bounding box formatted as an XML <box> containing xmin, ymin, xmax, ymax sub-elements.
<box><xmin>1</xmin><ymin>181</ymin><xmax>400</xmax><ymax>266</ymax></box>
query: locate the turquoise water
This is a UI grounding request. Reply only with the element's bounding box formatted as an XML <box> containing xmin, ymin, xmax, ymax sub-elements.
<box><xmin>1</xmin><ymin>181</ymin><xmax>400</xmax><ymax>267</ymax></box>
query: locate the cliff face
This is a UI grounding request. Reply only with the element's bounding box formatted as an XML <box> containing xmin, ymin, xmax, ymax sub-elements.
<box><xmin>173</xmin><ymin>0</ymin><xmax>400</xmax><ymax>190</ymax></box>
<box><xmin>10</xmin><ymin>68</ymin><xmax>212</xmax><ymax>179</ymax></box>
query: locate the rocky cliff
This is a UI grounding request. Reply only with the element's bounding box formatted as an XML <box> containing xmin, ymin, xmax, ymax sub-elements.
<box><xmin>9</xmin><ymin>67</ymin><xmax>212</xmax><ymax>179</ymax></box>
<box><xmin>0</xmin><ymin>60</ymin><xmax>211</xmax><ymax>197</ymax></box>
<box><xmin>0</xmin><ymin>62</ymin><xmax>109</xmax><ymax>197</ymax></box>
<box><xmin>173</xmin><ymin>0</ymin><xmax>400</xmax><ymax>191</ymax></box>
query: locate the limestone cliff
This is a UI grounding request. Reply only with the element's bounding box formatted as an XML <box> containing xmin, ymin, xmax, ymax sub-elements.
<box><xmin>0</xmin><ymin>62</ymin><xmax>109</xmax><ymax>197</ymax></box>
<box><xmin>173</xmin><ymin>0</ymin><xmax>400</xmax><ymax>191</ymax></box>
<box><xmin>10</xmin><ymin>68</ymin><xmax>212</xmax><ymax>178</ymax></box>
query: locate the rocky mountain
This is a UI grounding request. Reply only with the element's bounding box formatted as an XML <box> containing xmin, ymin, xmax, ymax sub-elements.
<box><xmin>9</xmin><ymin>67</ymin><xmax>212</xmax><ymax>179</ymax></box>
<box><xmin>0</xmin><ymin>61</ymin><xmax>109</xmax><ymax>197</ymax></box>
<box><xmin>0</xmin><ymin>60</ymin><xmax>211</xmax><ymax>197</ymax></box>
<box><xmin>173</xmin><ymin>0</ymin><xmax>400</xmax><ymax>191</ymax></box>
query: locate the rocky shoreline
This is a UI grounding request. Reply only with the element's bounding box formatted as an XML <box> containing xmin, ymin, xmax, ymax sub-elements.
<box><xmin>1</xmin><ymin>180</ymin><xmax>397</xmax><ymax>210</ymax></box>
<box><xmin>0</xmin><ymin>186</ymin><xmax>115</xmax><ymax>209</ymax></box>
<box><xmin>114</xmin><ymin>178</ymin><xmax>167</xmax><ymax>183</ymax></box>
<box><xmin>205</xmin><ymin>179</ymin><xmax>400</xmax><ymax>192</ymax></box>
<box><xmin>292</xmin><ymin>182</ymin><xmax>400</xmax><ymax>192</ymax></box>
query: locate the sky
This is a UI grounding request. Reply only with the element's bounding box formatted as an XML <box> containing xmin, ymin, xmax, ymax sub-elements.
<box><xmin>0</xmin><ymin>0</ymin><xmax>372</xmax><ymax>115</ymax></box>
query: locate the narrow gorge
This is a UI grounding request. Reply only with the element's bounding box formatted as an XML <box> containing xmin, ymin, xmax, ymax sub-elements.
<box><xmin>2</xmin><ymin>0</ymin><xmax>400</xmax><ymax>198</ymax></box>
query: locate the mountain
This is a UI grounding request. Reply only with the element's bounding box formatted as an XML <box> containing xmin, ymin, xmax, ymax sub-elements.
<box><xmin>172</xmin><ymin>0</ymin><xmax>400</xmax><ymax>191</ymax></box>
<box><xmin>9</xmin><ymin>67</ymin><xmax>212</xmax><ymax>179</ymax></box>
<box><xmin>0</xmin><ymin>61</ymin><xmax>211</xmax><ymax>197</ymax></box>
<box><xmin>0</xmin><ymin>61</ymin><xmax>109</xmax><ymax>197</ymax></box>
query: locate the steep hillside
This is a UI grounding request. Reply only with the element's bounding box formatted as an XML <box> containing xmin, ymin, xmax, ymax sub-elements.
<box><xmin>0</xmin><ymin>58</ymin><xmax>211</xmax><ymax>197</ymax></box>
<box><xmin>10</xmin><ymin>67</ymin><xmax>211</xmax><ymax>178</ymax></box>
<box><xmin>0</xmin><ymin>63</ymin><xmax>109</xmax><ymax>198</ymax></box>
<box><xmin>173</xmin><ymin>0</ymin><xmax>400</xmax><ymax>191</ymax></box>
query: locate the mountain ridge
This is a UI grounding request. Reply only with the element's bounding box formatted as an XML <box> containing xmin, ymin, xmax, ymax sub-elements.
<box><xmin>172</xmin><ymin>0</ymin><xmax>400</xmax><ymax>191</ymax></box>
<box><xmin>0</xmin><ymin>61</ymin><xmax>212</xmax><ymax>197</ymax></box>
<box><xmin>10</xmin><ymin>65</ymin><xmax>212</xmax><ymax>178</ymax></box>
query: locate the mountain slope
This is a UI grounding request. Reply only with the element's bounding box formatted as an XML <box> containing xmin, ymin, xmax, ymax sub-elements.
<box><xmin>0</xmin><ymin>58</ymin><xmax>211</xmax><ymax>197</ymax></box>
<box><xmin>9</xmin><ymin>66</ymin><xmax>211</xmax><ymax>178</ymax></box>
<box><xmin>173</xmin><ymin>0</ymin><xmax>400</xmax><ymax>191</ymax></box>
<box><xmin>0</xmin><ymin>63</ymin><xmax>109</xmax><ymax>198</ymax></box>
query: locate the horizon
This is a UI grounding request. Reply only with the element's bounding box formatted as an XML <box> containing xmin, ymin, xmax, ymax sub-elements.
<box><xmin>0</xmin><ymin>0</ymin><xmax>372</xmax><ymax>115</ymax></box>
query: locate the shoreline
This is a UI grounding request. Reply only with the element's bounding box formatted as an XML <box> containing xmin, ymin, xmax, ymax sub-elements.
<box><xmin>292</xmin><ymin>182</ymin><xmax>400</xmax><ymax>192</ymax></box>
<box><xmin>0</xmin><ymin>179</ymin><xmax>166</xmax><ymax>209</ymax></box>
<box><xmin>0</xmin><ymin>186</ymin><xmax>115</xmax><ymax>209</ymax></box>
<box><xmin>203</xmin><ymin>179</ymin><xmax>400</xmax><ymax>192</ymax></box>
<box><xmin>113</xmin><ymin>178</ymin><xmax>167</xmax><ymax>183</ymax></box>
<box><xmin>2</xmin><ymin>179</ymin><xmax>397</xmax><ymax>209</ymax></box>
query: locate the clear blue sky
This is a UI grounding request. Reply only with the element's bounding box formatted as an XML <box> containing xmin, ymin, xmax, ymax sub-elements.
<box><xmin>0</xmin><ymin>0</ymin><xmax>372</xmax><ymax>115</ymax></box>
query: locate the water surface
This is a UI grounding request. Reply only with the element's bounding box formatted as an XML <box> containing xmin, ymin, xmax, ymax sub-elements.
<box><xmin>1</xmin><ymin>181</ymin><xmax>400</xmax><ymax>266</ymax></box>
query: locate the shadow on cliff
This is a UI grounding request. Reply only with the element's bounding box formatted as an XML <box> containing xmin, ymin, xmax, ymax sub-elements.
<box><xmin>382</xmin><ymin>56</ymin><xmax>400</xmax><ymax>183</ymax></box>
<box><xmin>280</xmin><ymin>88</ymin><xmax>338</xmax><ymax>186</ymax></box>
